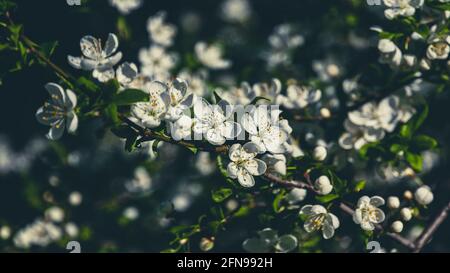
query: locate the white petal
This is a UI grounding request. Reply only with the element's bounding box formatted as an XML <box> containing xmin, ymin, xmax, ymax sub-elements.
<box><xmin>65</xmin><ymin>89</ymin><xmax>77</xmax><ymax>109</ymax></box>
<box><xmin>80</xmin><ymin>35</ymin><xmax>100</xmax><ymax>59</ymax></box>
<box><xmin>227</xmin><ymin>162</ymin><xmax>239</xmax><ymax>179</ymax></box>
<box><xmin>361</xmin><ymin>221</ymin><xmax>375</xmax><ymax>231</ymax></box>
<box><xmin>104</xmin><ymin>33</ymin><xmax>119</xmax><ymax>57</ymax></box>
<box><xmin>47</xmin><ymin>120</ymin><xmax>65</xmax><ymax>140</ymax></box>
<box><xmin>194</xmin><ymin>98</ymin><xmax>212</xmax><ymax>119</ymax></box>
<box><xmin>370</xmin><ymin>196</ymin><xmax>385</xmax><ymax>207</ymax></box>
<box><xmin>326</xmin><ymin>213</ymin><xmax>340</xmax><ymax>229</ymax></box>
<box><xmin>300</xmin><ymin>205</ymin><xmax>314</xmax><ymax>216</ymax></box>
<box><xmin>228</xmin><ymin>144</ymin><xmax>242</xmax><ymax>162</ymax></box>
<box><xmin>67</xmin><ymin>56</ymin><xmax>82</xmax><ymax>69</ymax></box>
<box><xmin>241</xmin><ymin>113</ymin><xmax>258</xmax><ymax>135</ymax></box>
<box><xmin>237</xmin><ymin>169</ymin><xmax>255</xmax><ymax>187</ymax></box>
<box><xmin>206</xmin><ymin>128</ymin><xmax>226</xmax><ymax>145</ymax></box>
<box><xmin>221</xmin><ymin>121</ymin><xmax>241</xmax><ymax>139</ymax></box>
<box><xmin>243</xmin><ymin>159</ymin><xmax>267</xmax><ymax>176</ymax></box>
<box><xmin>357</xmin><ymin>196</ymin><xmax>370</xmax><ymax>207</ymax></box>
<box><xmin>66</xmin><ymin>113</ymin><xmax>78</xmax><ymax>133</ymax></box>
<box><xmin>322</xmin><ymin>223</ymin><xmax>335</xmax><ymax>239</ymax></box>
<box><xmin>45</xmin><ymin>83</ymin><xmax>66</xmax><ymax>106</ymax></box>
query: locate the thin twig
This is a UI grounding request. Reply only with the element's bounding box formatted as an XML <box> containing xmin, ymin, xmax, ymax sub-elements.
<box><xmin>413</xmin><ymin>200</ymin><xmax>450</xmax><ymax>253</ymax></box>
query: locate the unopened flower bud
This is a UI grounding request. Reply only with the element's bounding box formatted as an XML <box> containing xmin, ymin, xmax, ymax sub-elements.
<box><xmin>314</xmin><ymin>176</ymin><xmax>333</xmax><ymax>195</ymax></box>
<box><xmin>403</xmin><ymin>190</ymin><xmax>413</xmax><ymax>200</ymax></box>
<box><xmin>199</xmin><ymin>237</ymin><xmax>215</xmax><ymax>252</ymax></box>
<box><xmin>387</xmin><ymin>196</ymin><xmax>400</xmax><ymax>209</ymax></box>
<box><xmin>414</xmin><ymin>186</ymin><xmax>434</xmax><ymax>206</ymax></box>
<box><xmin>391</xmin><ymin>221</ymin><xmax>404</xmax><ymax>233</ymax></box>
<box><xmin>400</xmin><ymin>207</ymin><xmax>412</xmax><ymax>221</ymax></box>
<box><xmin>320</xmin><ymin>108</ymin><xmax>331</xmax><ymax>119</ymax></box>
<box><xmin>313</xmin><ymin>146</ymin><xmax>327</xmax><ymax>161</ymax></box>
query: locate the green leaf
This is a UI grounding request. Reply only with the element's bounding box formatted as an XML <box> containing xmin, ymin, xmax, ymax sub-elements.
<box><xmin>272</xmin><ymin>191</ymin><xmax>286</xmax><ymax>213</ymax></box>
<box><xmin>104</xmin><ymin>103</ymin><xmax>120</xmax><ymax>125</ymax></box>
<box><xmin>412</xmin><ymin>135</ymin><xmax>438</xmax><ymax>151</ymax></box>
<box><xmin>353</xmin><ymin>180</ymin><xmax>366</xmax><ymax>192</ymax></box>
<box><xmin>211</xmin><ymin>188</ymin><xmax>233</xmax><ymax>203</ymax></box>
<box><xmin>400</xmin><ymin>124</ymin><xmax>412</xmax><ymax>139</ymax></box>
<box><xmin>125</xmin><ymin>134</ymin><xmax>138</xmax><ymax>152</ymax></box>
<box><xmin>406</xmin><ymin>152</ymin><xmax>422</xmax><ymax>172</ymax></box>
<box><xmin>315</xmin><ymin>194</ymin><xmax>339</xmax><ymax>203</ymax></box>
<box><xmin>249</xmin><ymin>96</ymin><xmax>270</xmax><ymax>105</ymax></box>
<box><xmin>390</xmin><ymin>143</ymin><xmax>405</xmax><ymax>154</ymax></box>
<box><xmin>40</xmin><ymin>41</ymin><xmax>58</xmax><ymax>58</ymax></box>
<box><xmin>77</xmin><ymin>76</ymin><xmax>100</xmax><ymax>93</ymax></box>
<box><xmin>113</xmin><ymin>89</ymin><xmax>149</xmax><ymax>105</ymax></box>
<box><xmin>412</xmin><ymin>103</ymin><xmax>429</xmax><ymax>132</ymax></box>
<box><xmin>111</xmin><ymin>125</ymin><xmax>136</xmax><ymax>139</ymax></box>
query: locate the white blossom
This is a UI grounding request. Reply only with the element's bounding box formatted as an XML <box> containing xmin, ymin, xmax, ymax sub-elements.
<box><xmin>147</xmin><ymin>11</ymin><xmax>177</xmax><ymax>47</ymax></box>
<box><xmin>252</xmin><ymin>78</ymin><xmax>282</xmax><ymax>103</ymax></box>
<box><xmin>261</xmin><ymin>153</ymin><xmax>287</xmax><ymax>176</ymax></box>
<box><xmin>116</xmin><ymin>62</ymin><xmax>139</xmax><ymax>88</ymax></box>
<box><xmin>169</xmin><ymin>115</ymin><xmax>193</xmax><ymax>141</ymax></box>
<box><xmin>218</xmin><ymin>82</ymin><xmax>255</xmax><ymax>105</ymax></box>
<box><xmin>426</xmin><ymin>35</ymin><xmax>450</xmax><ymax>60</ymax></box>
<box><xmin>383</xmin><ymin>0</ymin><xmax>424</xmax><ymax>20</ymax></box>
<box><xmin>195</xmin><ymin>42</ymin><xmax>231</xmax><ymax>70</ymax></box>
<box><xmin>312</xmin><ymin>59</ymin><xmax>342</xmax><ymax>82</ymax></box>
<box><xmin>68</xmin><ymin>34</ymin><xmax>122</xmax><ymax>82</ymax></box>
<box><xmin>125</xmin><ymin>167</ymin><xmax>152</xmax><ymax>193</ymax></box>
<box><xmin>163</xmin><ymin>78</ymin><xmax>195</xmax><ymax>122</ymax></box>
<box><xmin>36</xmin><ymin>83</ymin><xmax>78</xmax><ymax>140</ymax></box>
<box><xmin>278</xmin><ymin>84</ymin><xmax>321</xmax><ymax>109</ymax></box>
<box><xmin>139</xmin><ymin>45</ymin><xmax>177</xmax><ymax>81</ymax></box>
<box><xmin>300</xmin><ymin>205</ymin><xmax>340</xmax><ymax>239</ymax></box>
<box><xmin>353</xmin><ymin>196</ymin><xmax>386</xmax><ymax>231</ymax></box>
<box><xmin>241</xmin><ymin>106</ymin><xmax>289</xmax><ymax>154</ymax></box>
<box><xmin>378</xmin><ymin>39</ymin><xmax>402</xmax><ymax>67</ymax></box>
<box><xmin>227</xmin><ymin>142</ymin><xmax>267</xmax><ymax>187</ymax></box>
<box><xmin>221</xmin><ymin>0</ymin><xmax>252</xmax><ymax>24</ymax></box>
<box><xmin>130</xmin><ymin>81</ymin><xmax>170</xmax><ymax>128</ymax></box>
<box><xmin>193</xmin><ymin>99</ymin><xmax>241</xmax><ymax>145</ymax></box>
<box><xmin>177</xmin><ymin>69</ymin><xmax>209</xmax><ymax>97</ymax></box>
<box><xmin>109</xmin><ymin>0</ymin><xmax>142</xmax><ymax>15</ymax></box>
<box><xmin>13</xmin><ymin>219</ymin><xmax>62</xmax><ymax>248</ymax></box>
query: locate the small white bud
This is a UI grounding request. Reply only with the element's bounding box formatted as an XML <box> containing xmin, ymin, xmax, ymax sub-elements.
<box><xmin>387</xmin><ymin>196</ymin><xmax>400</xmax><ymax>209</ymax></box>
<box><xmin>68</xmin><ymin>191</ymin><xmax>83</xmax><ymax>206</ymax></box>
<box><xmin>45</xmin><ymin>206</ymin><xmax>65</xmax><ymax>223</ymax></box>
<box><xmin>314</xmin><ymin>176</ymin><xmax>333</xmax><ymax>195</ymax></box>
<box><xmin>320</xmin><ymin>108</ymin><xmax>331</xmax><ymax>118</ymax></box>
<box><xmin>0</xmin><ymin>226</ymin><xmax>11</xmax><ymax>240</ymax></box>
<box><xmin>400</xmin><ymin>207</ymin><xmax>412</xmax><ymax>221</ymax></box>
<box><xmin>415</xmin><ymin>186</ymin><xmax>434</xmax><ymax>206</ymax></box>
<box><xmin>391</xmin><ymin>221</ymin><xmax>404</xmax><ymax>233</ymax></box>
<box><xmin>313</xmin><ymin>146</ymin><xmax>327</xmax><ymax>161</ymax></box>
<box><xmin>403</xmin><ymin>190</ymin><xmax>413</xmax><ymax>200</ymax></box>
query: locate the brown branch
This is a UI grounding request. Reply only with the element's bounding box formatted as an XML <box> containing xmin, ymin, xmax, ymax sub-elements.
<box><xmin>263</xmin><ymin>173</ymin><xmax>317</xmax><ymax>193</ymax></box>
<box><xmin>118</xmin><ymin>114</ymin><xmax>229</xmax><ymax>154</ymax></box>
<box><xmin>413</xmin><ymin>200</ymin><xmax>450</xmax><ymax>253</ymax></box>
